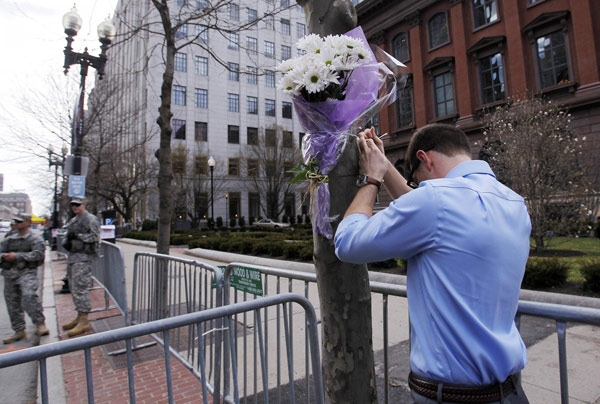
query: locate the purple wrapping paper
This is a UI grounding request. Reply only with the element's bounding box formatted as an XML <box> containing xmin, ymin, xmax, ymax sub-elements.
<box><xmin>292</xmin><ymin>26</ymin><xmax>404</xmax><ymax>239</ymax></box>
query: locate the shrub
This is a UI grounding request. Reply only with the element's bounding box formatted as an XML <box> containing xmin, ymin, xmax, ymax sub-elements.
<box><xmin>289</xmin><ymin>215</ymin><xmax>296</xmax><ymax>226</ymax></box>
<box><xmin>268</xmin><ymin>242</ymin><xmax>285</xmax><ymax>257</ymax></box>
<box><xmin>142</xmin><ymin>219</ymin><xmax>158</xmax><ymax>231</ymax></box>
<box><xmin>252</xmin><ymin>240</ymin><xmax>272</xmax><ymax>256</ymax></box>
<box><xmin>229</xmin><ymin>217</ymin><xmax>237</xmax><ymax>228</ymax></box>
<box><xmin>170</xmin><ymin>234</ymin><xmax>191</xmax><ymax>245</ymax></box>
<box><xmin>216</xmin><ymin>217</ymin><xmax>223</xmax><ymax>228</ymax></box>
<box><xmin>238</xmin><ymin>216</ymin><xmax>246</xmax><ymax>227</ymax></box>
<box><xmin>581</xmin><ymin>260</ymin><xmax>600</xmax><ymax>293</ymax></box>
<box><xmin>122</xmin><ymin>230</ymin><xmax>157</xmax><ymax>241</ymax></box>
<box><xmin>522</xmin><ymin>257</ymin><xmax>569</xmax><ymax>289</ymax></box>
<box><xmin>249</xmin><ymin>216</ymin><xmax>255</xmax><ymax>226</ymax></box>
<box><xmin>299</xmin><ymin>245</ymin><xmax>314</xmax><ymax>261</ymax></box>
<box><xmin>189</xmin><ymin>238</ymin><xmax>209</xmax><ymax>249</ymax></box>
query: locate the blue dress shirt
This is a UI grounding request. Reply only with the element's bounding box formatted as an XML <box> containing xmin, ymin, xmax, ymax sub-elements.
<box><xmin>335</xmin><ymin>160</ymin><xmax>531</xmax><ymax>385</ymax></box>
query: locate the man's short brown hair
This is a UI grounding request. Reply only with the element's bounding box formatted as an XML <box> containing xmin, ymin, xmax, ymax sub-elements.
<box><xmin>405</xmin><ymin>124</ymin><xmax>472</xmax><ymax>173</ymax></box>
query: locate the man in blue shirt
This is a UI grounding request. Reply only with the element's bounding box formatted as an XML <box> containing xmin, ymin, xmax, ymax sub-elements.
<box><xmin>335</xmin><ymin>124</ymin><xmax>530</xmax><ymax>403</ymax></box>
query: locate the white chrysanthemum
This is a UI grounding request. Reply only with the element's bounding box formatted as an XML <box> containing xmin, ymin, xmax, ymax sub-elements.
<box><xmin>323</xmin><ymin>34</ymin><xmax>347</xmax><ymax>54</ymax></box>
<box><xmin>276</xmin><ymin>58</ymin><xmax>297</xmax><ymax>73</ymax></box>
<box><xmin>317</xmin><ymin>46</ymin><xmax>344</xmax><ymax>70</ymax></box>
<box><xmin>297</xmin><ymin>33</ymin><xmax>323</xmax><ymax>54</ymax></box>
<box><xmin>278</xmin><ymin>74</ymin><xmax>300</xmax><ymax>95</ymax></box>
<box><xmin>301</xmin><ymin>65</ymin><xmax>331</xmax><ymax>93</ymax></box>
<box><xmin>338</xmin><ymin>53</ymin><xmax>362</xmax><ymax>71</ymax></box>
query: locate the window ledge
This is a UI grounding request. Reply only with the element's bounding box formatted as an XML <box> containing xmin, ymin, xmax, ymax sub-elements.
<box><xmin>472</xmin><ymin>18</ymin><xmax>501</xmax><ymax>34</ymax></box>
<box><xmin>537</xmin><ymin>81</ymin><xmax>578</xmax><ymax>96</ymax></box>
<box><xmin>475</xmin><ymin>99</ymin><xmax>508</xmax><ymax>115</ymax></box>
<box><xmin>431</xmin><ymin>114</ymin><xmax>459</xmax><ymax>124</ymax></box>
<box><xmin>526</xmin><ymin>0</ymin><xmax>549</xmax><ymax>9</ymax></box>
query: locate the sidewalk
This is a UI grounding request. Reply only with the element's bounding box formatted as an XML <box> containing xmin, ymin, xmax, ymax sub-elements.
<box><xmin>45</xmin><ymin>251</ymin><xmax>208</xmax><ymax>404</ymax></box>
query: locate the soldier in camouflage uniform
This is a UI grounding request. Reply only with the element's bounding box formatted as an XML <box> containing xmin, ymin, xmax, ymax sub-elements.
<box><xmin>1</xmin><ymin>213</ymin><xmax>49</xmax><ymax>343</ymax></box>
<box><xmin>62</xmin><ymin>197</ymin><xmax>100</xmax><ymax>337</ymax></box>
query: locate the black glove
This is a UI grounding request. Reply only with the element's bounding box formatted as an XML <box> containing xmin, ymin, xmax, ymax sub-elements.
<box><xmin>67</xmin><ymin>232</ymin><xmax>77</xmax><ymax>241</ymax></box>
<box><xmin>63</xmin><ymin>239</ymin><xmax>72</xmax><ymax>251</ymax></box>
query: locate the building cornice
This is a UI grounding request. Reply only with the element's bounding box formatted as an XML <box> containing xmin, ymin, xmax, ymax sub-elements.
<box><xmin>357</xmin><ymin>0</ymin><xmax>439</xmax><ymax>38</ymax></box>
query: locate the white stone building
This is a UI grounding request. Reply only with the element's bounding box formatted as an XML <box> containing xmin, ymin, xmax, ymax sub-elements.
<box><xmin>99</xmin><ymin>0</ymin><xmax>310</xmax><ymax>223</ymax></box>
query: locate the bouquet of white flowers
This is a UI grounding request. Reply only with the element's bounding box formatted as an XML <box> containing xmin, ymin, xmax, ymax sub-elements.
<box><xmin>277</xmin><ymin>27</ymin><xmax>406</xmax><ymax>238</ymax></box>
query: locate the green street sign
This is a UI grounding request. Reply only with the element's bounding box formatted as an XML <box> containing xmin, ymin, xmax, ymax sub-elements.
<box><xmin>211</xmin><ymin>265</ymin><xmax>263</xmax><ymax>296</ymax></box>
<box><xmin>230</xmin><ymin>265</ymin><xmax>263</xmax><ymax>296</ymax></box>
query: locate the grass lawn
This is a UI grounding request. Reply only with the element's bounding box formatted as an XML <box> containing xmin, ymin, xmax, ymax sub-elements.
<box><xmin>531</xmin><ymin>236</ymin><xmax>600</xmax><ymax>285</ymax></box>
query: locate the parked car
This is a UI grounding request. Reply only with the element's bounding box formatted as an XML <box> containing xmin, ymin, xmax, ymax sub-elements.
<box><xmin>251</xmin><ymin>218</ymin><xmax>290</xmax><ymax>229</ymax></box>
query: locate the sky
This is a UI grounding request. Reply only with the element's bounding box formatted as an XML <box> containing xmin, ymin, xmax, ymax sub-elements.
<box><xmin>0</xmin><ymin>0</ymin><xmax>118</xmax><ymax>215</ymax></box>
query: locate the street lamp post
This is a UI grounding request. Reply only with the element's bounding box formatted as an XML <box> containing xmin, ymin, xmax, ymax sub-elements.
<box><xmin>48</xmin><ymin>146</ymin><xmax>67</xmax><ymax>250</ymax></box>
<box><xmin>225</xmin><ymin>193</ymin><xmax>229</xmax><ymax>228</ymax></box>
<box><xmin>208</xmin><ymin>156</ymin><xmax>215</xmax><ymax>229</ymax></box>
<box><xmin>62</xmin><ymin>6</ymin><xmax>116</xmax><ymax>173</ymax></box>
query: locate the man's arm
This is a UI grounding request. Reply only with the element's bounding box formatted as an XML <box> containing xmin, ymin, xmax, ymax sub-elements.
<box><xmin>78</xmin><ymin>215</ymin><xmax>100</xmax><ymax>244</ymax></box>
<box><xmin>15</xmin><ymin>235</ymin><xmax>45</xmax><ymax>264</ymax></box>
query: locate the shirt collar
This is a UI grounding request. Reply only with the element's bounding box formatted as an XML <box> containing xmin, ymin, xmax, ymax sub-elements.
<box><xmin>445</xmin><ymin>160</ymin><xmax>496</xmax><ymax>179</ymax></box>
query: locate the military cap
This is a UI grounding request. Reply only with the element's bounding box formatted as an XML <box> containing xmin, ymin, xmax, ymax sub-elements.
<box><xmin>12</xmin><ymin>213</ymin><xmax>32</xmax><ymax>222</ymax></box>
<box><xmin>71</xmin><ymin>196</ymin><xmax>87</xmax><ymax>204</ymax></box>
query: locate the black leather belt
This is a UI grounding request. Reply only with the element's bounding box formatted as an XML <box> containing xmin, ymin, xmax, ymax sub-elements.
<box><xmin>408</xmin><ymin>372</ymin><xmax>516</xmax><ymax>403</ymax></box>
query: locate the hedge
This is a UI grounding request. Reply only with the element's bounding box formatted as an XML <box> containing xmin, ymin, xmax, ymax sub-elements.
<box><xmin>522</xmin><ymin>257</ymin><xmax>569</xmax><ymax>289</ymax></box>
<box><xmin>581</xmin><ymin>260</ymin><xmax>600</xmax><ymax>293</ymax></box>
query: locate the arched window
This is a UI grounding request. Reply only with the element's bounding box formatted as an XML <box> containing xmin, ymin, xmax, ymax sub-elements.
<box><xmin>472</xmin><ymin>0</ymin><xmax>498</xmax><ymax>29</ymax></box>
<box><xmin>428</xmin><ymin>12</ymin><xmax>450</xmax><ymax>50</ymax></box>
<box><xmin>392</xmin><ymin>32</ymin><xmax>410</xmax><ymax>63</ymax></box>
<box><xmin>395</xmin><ymin>160</ymin><xmax>406</xmax><ymax>178</ymax></box>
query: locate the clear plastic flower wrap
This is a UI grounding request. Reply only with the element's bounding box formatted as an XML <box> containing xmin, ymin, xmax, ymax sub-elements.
<box><xmin>290</xmin><ymin>26</ymin><xmax>408</xmax><ymax>238</ymax></box>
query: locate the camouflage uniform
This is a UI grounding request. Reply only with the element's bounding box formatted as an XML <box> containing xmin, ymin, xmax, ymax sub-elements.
<box><xmin>63</xmin><ymin>211</ymin><xmax>100</xmax><ymax>313</ymax></box>
<box><xmin>1</xmin><ymin>231</ymin><xmax>46</xmax><ymax>332</ymax></box>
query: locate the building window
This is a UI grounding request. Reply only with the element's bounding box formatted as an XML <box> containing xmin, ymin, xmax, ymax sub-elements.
<box><xmin>283</xmin><ymin>131</ymin><xmax>293</xmax><ymax>147</ymax></box>
<box><xmin>228</xmin><ymin>33</ymin><xmax>239</xmax><ymax>50</ymax></box>
<box><xmin>264</xmin><ymin>41</ymin><xmax>275</xmax><ymax>58</ymax></box>
<box><xmin>194</xmin><ymin>156</ymin><xmax>208</xmax><ymax>175</ymax></box>
<box><xmin>247</xmin><ymin>127</ymin><xmax>258</xmax><ymax>145</ymax></box>
<box><xmin>247</xmin><ymin>159</ymin><xmax>258</xmax><ymax>177</ymax></box>
<box><xmin>175</xmin><ymin>20</ymin><xmax>187</xmax><ymax>39</ymax></box>
<box><xmin>229</xmin><ymin>192</ymin><xmax>241</xmax><ymax>219</ymax></box>
<box><xmin>194</xmin><ymin>121</ymin><xmax>207</xmax><ymax>141</ymax></box>
<box><xmin>173</xmin><ymin>85</ymin><xmax>186</xmax><ymax>106</ymax></box>
<box><xmin>172</xmin><ymin>151</ymin><xmax>187</xmax><ymax>175</ymax></box>
<box><xmin>284</xmin><ymin>163</ymin><xmax>294</xmax><ymax>179</ymax></box>
<box><xmin>228</xmin><ymin>62</ymin><xmax>240</xmax><ymax>81</ymax></box>
<box><xmin>265</xmin><ymin>70</ymin><xmax>276</xmax><ymax>87</ymax></box>
<box><xmin>247</xmin><ymin>96</ymin><xmax>258</xmax><ymax>114</ymax></box>
<box><xmin>396</xmin><ymin>84</ymin><xmax>414</xmax><ymax>128</ymax></box>
<box><xmin>265</xmin><ymin>99</ymin><xmax>276</xmax><ymax>117</ymax></box>
<box><xmin>228</xmin><ymin>159</ymin><xmax>240</xmax><ymax>176</ymax></box>
<box><xmin>536</xmin><ymin>32</ymin><xmax>570</xmax><ymax>88</ymax></box>
<box><xmin>195</xmin><ymin>56</ymin><xmax>208</xmax><ymax>75</ymax></box>
<box><xmin>297</xmin><ymin>22</ymin><xmax>306</xmax><ymax>38</ymax></box>
<box><xmin>281</xmin><ymin>45</ymin><xmax>291</xmax><ymax>61</ymax></box>
<box><xmin>472</xmin><ymin>0</ymin><xmax>498</xmax><ymax>28</ymax></box>
<box><xmin>174</xmin><ymin>53</ymin><xmax>187</xmax><ymax>72</ymax></box>
<box><xmin>479</xmin><ymin>52</ymin><xmax>505</xmax><ymax>104</ymax></box>
<box><xmin>247</xmin><ymin>37</ymin><xmax>258</xmax><ymax>54</ymax></box>
<box><xmin>265</xmin><ymin>129</ymin><xmax>277</xmax><ymax>146</ymax></box>
<box><xmin>249</xmin><ymin>193</ymin><xmax>260</xmax><ymax>218</ymax></box>
<box><xmin>433</xmin><ymin>71</ymin><xmax>455</xmax><ymax>117</ymax></box>
<box><xmin>297</xmin><ymin>48</ymin><xmax>306</xmax><ymax>57</ymax></box>
<box><xmin>195</xmin><ymin>88</ymin><xmax>208</xmax><ymax>108</ymax></box>
<box><xmin>247</xmin><ymin>66</ymin><xmax>258</xmax><ymax>84</ymax></box>
<box><xmin>264</xmin><ymin>14</ymin><xmax>275</xmax><ymax>30</ymax></box>
<box><xmin>229</xmin><ymin>3</ymin><xmax>239</xmax><ymax>21</ymax></box>
<box><xmin>299</xmin><ymin>132</ymin><xmax>306</xmax><ymax>146</ymax></box>
<box><xmin>282</xmin><ymin>101</ymin><xmax>292</xmax><ymax>118</ymax></box>
<box><xmin>281</xmin><ymin>0</ymin><xmax>290</xmax><ymax>7</ymax></box>
<box><xmin>428</xmin><ymin>12</ymin><xmax>450</xmax><ymax>50</ymax></box>
<box><xmin>172</xmin><ymin>119</ymin><xmax>186</xmax><ymax>140</ymax></box>
<box><xmin>228</xmin><ymin>125</ymin><xmax>240</xmax><ymax>144</ymax></box>
<box><xmin>196</xmin><ymin>25</ymin><xmax>208</xmax><ymax>44</ymax></box>
<box><xmin>228</xmin><ymin>93</ymin><xmax>239</xmax><ymax>112</ymax></box>
<box><xmin>392</xmin><ymin>32</ymin><xmax>410</xmax><ymax>63</ymax></box>
<box><xmin>266</xmin><ymin>160</ymin><xmax>277</xmax><ymax>178</ymax></box>
<box><xmin>281</xmin><ymin>19</ymin><xmax>291</xmax><ymax>35</ymax></box>
<box><xmin>247</xmin><ymin>7</ymin><xmax>257</xmax><ymax>23</ymax></box>
<box><xmin>197</xmin><ymin>0</ymin><xmax>209</xmax><ymax>9</ymax></box>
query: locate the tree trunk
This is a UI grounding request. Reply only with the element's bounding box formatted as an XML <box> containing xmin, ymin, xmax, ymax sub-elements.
<box><xmin>314</xmin><ymin>137</ymin><xmax>377</xmax><ymax>403</ymax></box>
<box><xmin>298</xmin><ymin>1</ymin><xmax>378</xmax><ymax>402</ymax></box>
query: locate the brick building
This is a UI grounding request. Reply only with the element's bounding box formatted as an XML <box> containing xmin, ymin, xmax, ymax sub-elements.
<box><xmin>356</xmin><ymin>0</ymin><xmax>600</xmax><ymax>205</ymax></box>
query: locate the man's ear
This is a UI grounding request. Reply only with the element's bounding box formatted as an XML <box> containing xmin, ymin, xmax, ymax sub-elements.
<box><xmin>416</xmin><ymin>150</ymin><xmax>434</xmax><ymax>171</ymax></box>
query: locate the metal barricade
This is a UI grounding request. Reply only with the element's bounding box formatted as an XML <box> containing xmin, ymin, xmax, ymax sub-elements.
<box><xmin>131</xmin><ymin>252</ymin><xmax>224</xmax><ymax>397</ymax></box>
<box><xmin>90</xmin><ymin>241</ymin><xmax>128</xmax><ymax>322</ymax></box>
<box><xmin>219</xmin><ymin>262</ymin><xmax>600</xmax><ymax>404</ymax></box>
<box><xmin>55</xmin><ymin>233</ymin><xmax>68</xmax><ymax>258</ymax></box>
<box><xmin>0</xmin><ymin>293</ymin><xmax>325</xmax><ymax>404</ymax></box>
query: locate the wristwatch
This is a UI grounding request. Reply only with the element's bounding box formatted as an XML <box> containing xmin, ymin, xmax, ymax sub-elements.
<box><xmin>356</xmin><ymin>174</ymin><xmax>384</xmax><ymax>190</ymax></box>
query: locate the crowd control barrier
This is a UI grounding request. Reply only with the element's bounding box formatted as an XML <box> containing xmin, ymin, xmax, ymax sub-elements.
<box><xmin>0</xmin><ymin>294</ymin><xmax>325</xmax><ymax>404</ymax></box>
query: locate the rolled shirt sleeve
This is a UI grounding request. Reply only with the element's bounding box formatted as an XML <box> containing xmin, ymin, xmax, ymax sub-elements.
<box><xmin>335</xmin><ymin>184</ymin><xmax>439</xmax><ymax>264</ymax></box>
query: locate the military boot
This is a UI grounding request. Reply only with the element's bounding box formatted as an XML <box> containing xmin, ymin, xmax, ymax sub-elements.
<box><xmin>62</xmin><ymin>313</ymin><xmax>82</xmax><ymax>330</ymax></box>
<box><xmin>67</xmin><ymin>313</ymin><xmax>91</xmax><ymax>337</ymax></box>
<box><xmin>35</xmin><ymin>323</ymin><xmax>50</xmax><ymax>336</ymax></box>
<box><xmin>3</xmin><ymin>330</ymin><xmax>26</xmax><ymax>344</ymax></box>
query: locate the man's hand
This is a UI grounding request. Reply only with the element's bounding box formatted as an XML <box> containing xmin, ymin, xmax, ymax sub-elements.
<box><xmin>357</xmin><ymin>128</ymin><xmax>388</xmax><ymax>181</ymax></box>
<box><xmin>2</xmin><ymin>253</ymin><xmax>17</xmax><ymax>262</ymax></box>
